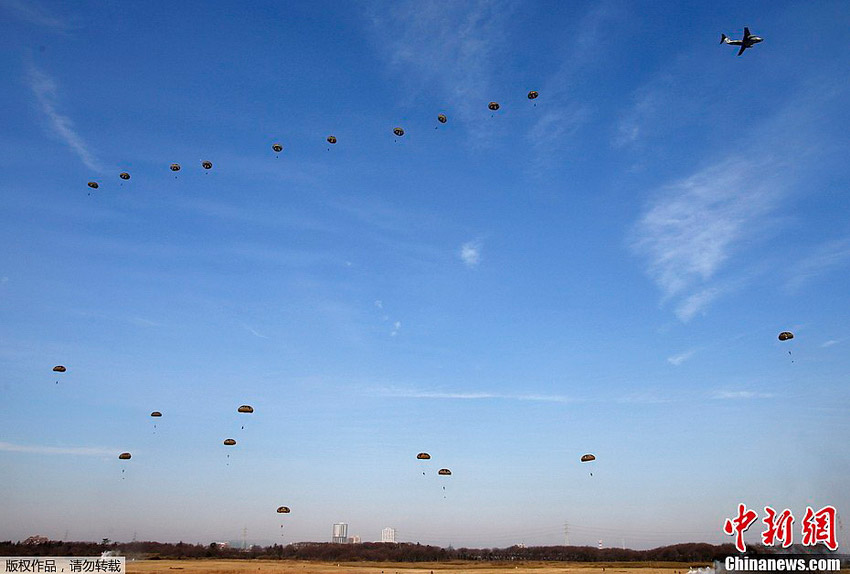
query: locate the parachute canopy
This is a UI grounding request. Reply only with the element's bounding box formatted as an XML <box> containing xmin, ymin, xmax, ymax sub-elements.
<box><xmin>150</xmin><ymin>411</ymin><xmax>162</xmax><ymax>417</ymax></box>
<box><xmin>438</xmin><ymin>468</ymin><xmax>452</xmax><ymax>475</ymax></box>
<box><xmin>527</xmin><ymin>90</ymin><xmax>539</xmax><ymax>100</ymax></box>
<box><xmin>87</xmin><ymin>182</ymin><xmax>99</xmax><ymax>189</ymax></box>
<box><xmin>223</xmin><ymin>438</ymin><xmax>236</xmax><ymax>446</ymax></box>
<box><xmin>119</xmin><ymin>172</ymin><xmax>130</xmax><ymax>180</ymax></box>
<box><xmin>393</xmin><ymin>127</ymin><xmax>405</xmax><ymax>137</ymax></box>
<box><xmin>272</xmin><ymin>143</ymin><xmax>283</xmax><ymax>153</ymax></box>
<box><xmin>778</xmin><ymin>331</ymin><xmax>794</xmax><ymax>341</ymax></box>
<box><xmin>416</xmin><ymin>452</ymin><xmax>431</xmax><ymax>460</ymax></box>
<box><xmin>118</xmin><ymin>452</ymin><xmax>131</xmax><ymax>460</ymax></box>
<box><xmin>581</xmin><ymin>454</ymin><xmax>596</xmax><ymax>463</ymax></box>
<box><xmin>488</xmin><ymin>102</ymin><xmax>500</xmax><ymax>111</ymax></box>
<box><xmin>53</xmin><ymin>365</ymin><xmax>66</xmax><ymax>373</ymax></box>
<box><xmin>170</xmin><ymin>163</ymin><xmax>181</xmax><ymax>172</ymax></box>
<box><xmin>437</xmin><ymin>114</ymin><xmax>447</xmax><ymax>124</ymax></box>
<box><xmin>327</xmin><ymin>135</ymin><xmax>337</xmax><ymax>144</ymax></box>
<box><xmin>276</xmin><ymin>506</ymin><xmax>291</xmax><ymax>514</ymax></box>
<box><xmin>238</xmin><ymin>405</ymin><xmax>254</xmax><ymax>413</ymax></box>
<box><xmin>201</xmin><ymin>161</ymin><xmax>212</xmax><ymax>170</ymax></box>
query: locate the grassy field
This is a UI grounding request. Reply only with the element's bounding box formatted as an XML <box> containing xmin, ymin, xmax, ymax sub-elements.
<box><xmin>128</xmin><ymin>560</ymin><xmax>699</xmax><ymax>574</ymax></box>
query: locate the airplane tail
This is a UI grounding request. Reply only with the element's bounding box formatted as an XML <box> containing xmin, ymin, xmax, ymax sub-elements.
<box><xmin>720</xmin><ymin>33</ymin><xmax>729</xmax><ymax>44</ymax></box>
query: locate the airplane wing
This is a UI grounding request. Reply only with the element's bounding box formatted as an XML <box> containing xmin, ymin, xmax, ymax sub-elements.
<box><xmin>743</xmin><ymin>27</ymin><xmax>751</xmax><ymax>39</ymax></box>
<box><xmin>738</xmin><ymin>44</ymin><xmax>747</xmax><ymax>56</ymax></box>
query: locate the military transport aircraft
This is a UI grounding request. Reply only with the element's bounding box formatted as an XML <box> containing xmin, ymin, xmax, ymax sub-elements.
<box><xmin>720</xmin><ymin>27</ymin><xmax>763</xmax><ymax>56</ymax></box>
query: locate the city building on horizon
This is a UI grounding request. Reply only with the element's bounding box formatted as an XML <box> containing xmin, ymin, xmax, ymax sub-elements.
<box><xmin>332</xmin><ymin>523</ymin><xmax>348</xmax><ymax>544</ymax></box>
<box><xmin>381</xmin><ymin>527</ymin><xmax>396</xmax><ymax>543</ymax></box>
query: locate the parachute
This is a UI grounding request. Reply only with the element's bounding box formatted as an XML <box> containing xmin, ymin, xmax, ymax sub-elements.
<box><xmin>488</xmin><ymin>102</ymin><xmax>500</xmax><ymax>111</ymax></box>
<box><xmin>327</xmin><ymin>135</ymin><xmax>337</xmax><ymax>144</ymax></box>
<box><xmin>238</xmin><ymin>405</ymin><xmax>254</xmax><ymax>413</ymax></box>
<box><xmin>581</xmin><ymin>453</ymin><xmax>596</xmax><ymax>476</ymax></box>
<box><xmin>223</xmin><ymin>438</ymin><xmax>236</xmax><ymax>446</ymax></box>
<box><xmin>119</xmin><ymin>172</ymin><xmax>130</xmax><ymax>180</ymax></box>
<box><xmin>416</xmin><ymin>452</ymin><xmax>431</xmax><ymax>460</ymax></box>
<box><xmin>150</xmin><ymin>411</ymin><xmax>162</xmax><ymax>417</ymax></box>
<box><xmin>170</xmin><ymin>163</ymin><xmax>181</xmax><ymax>172</ymax></box>
<box><xmin>778</xmin><ymin>331</ymin><xmax>794</xmax><ymax>341</ymax></box>
<box><xmin>393</xmin><ymin>127</ymin><xmax>405</xmax><ymax>137</ymax></box>
<box><xmin>437</xmin><ymin>114</ymin><xmax>447</xmax><ymax>124</ymax></box>
<box><xmin>527</xmin><ymin>91</ymin><xmax>539</xmax><ymax>100</ymax></box>
<box><xmin>272</xmin><ymin>143</ymin><xmax>283</xmax><ymax>153</ymax></box>
<box><xmin>87</xmin><ymin>182</ymin><xmax>99</xmax><ymax>189</ymax></box>
<box><xmin>276</xmin><ymin>506</ymin><xmax>291</xmax><ymax>514</ymax></box>
<box><xmin>118</xmin><ymin>452</ymin><xmax>131</xmax><ymax>460</ymax></box>
<box><xmin>201</xmin><ymin>161</ymin><xmax>213</xmax><ymax>170</ymax></box>
<box><xmin>438</xmin><ymin>468</ymin><xmax>451</xmax><ymax>475</ymax></box>
<box><xmin>53</xmin><ymin>366</ymin><xmax>66</xmax><ymax>373</ymax></box>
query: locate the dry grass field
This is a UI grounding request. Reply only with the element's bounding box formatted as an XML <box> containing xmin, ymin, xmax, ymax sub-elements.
<box><xmin>128</xmin><ymin>560</ymin><xmax>697</xmax><ymax>574</ymax></box>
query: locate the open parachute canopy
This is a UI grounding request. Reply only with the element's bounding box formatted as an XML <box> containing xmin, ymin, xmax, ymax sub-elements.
<box><xmin>393</xmin><ymin>127</ymin><xmax>405</xmax><ymax>137</ymax></box>
<box><xmin>438</xmin><ymin>468</ymin><xmax>452</xmax><ymax>475</ymax></box>
<box><xmin>778</xmin><ymin>331</ymin><xmax>794</xmax><ymax>341</ymax></box>
<box><xmin>87</xmin><ymin>181</ymin><xmax>99</xmax><ymax>189</ymax></box>
<box><xmin>118</xmin><ymin>452</ymin><xmax>131</xmax><ymax>460</ymax></box>
<box><xmin>416</xmin><ymin>452</ymin><xmax>431</xmax><ymax>460</ymax></box>
<box><xmin>581</xmin><ymin>454</ymin><xmax>596</xmax><ymax>463</ymax></box>
<box><xmin>170</xmin><ymin>163</ymin><xmax>181</xmax><ymax>172</ymax></box>
<box><xmin>527</xmin><ymin>90</ymin><xmax>539</xmax><ymax>100</ymax></box>
<box><xmin>327</xmin><ymin>135</ymin><xmax>337</xmax><ymax>144</ymax></box>
<box><xmin>276</xmin><ymin>506</ymin><xmax>291</xmax><ymax>514</ymax></box>
<box><xmin>52</xmin><ymin>365</ymin><xmax>66</xmax><ymax>373</ymax></box>
<box><xmin>238</xmin><ymin>405</ymin><xmax>254</xmax><ymax>413</ymax></box>
<box><xmin>150</xmin><ymin>411</ymin><xmax>162</xmax><ymax>417</ymax></box>
<box><xmin>272</xmin><ymin>143</ymin><xmax>283</xmax><ymax>153</ymax></box>
<box><xmin>119</xmin><ymin>172</ymin><xmax>130</xmax><ymax>180</ymax></box>
<box><xmin>201</xmin><ymin>160</ymin><xmax>213</xmax><ymax>170</ymax></box>
<box><xmin>223</xmin><ymin>438</ymin><xmax>236</xmax><ymax>446</ymax></box>
<box><xmin>437</xmin><ymin>113</ymin><xmax>447</xmax><ymax>124</ymax></box>
<box><xmin>488</xmin><ymin>101</ymin><xmax>500</xmax><ymax>111</ymax></box>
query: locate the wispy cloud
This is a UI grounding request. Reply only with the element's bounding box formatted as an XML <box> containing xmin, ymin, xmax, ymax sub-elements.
<box><xmin>390</xmin><ymin>321</ymin><xmax>401</xmax><ymax>337</ymax></box>
<box><xmin>243</xmin><ymin>324</ymin><xmax>268</xmax><ymax>339</ymax></box>
<box><xmin>821</xmin><ymin>339</ymin><xmax>841</xmax><ymax>348</ymax></box>
<box><xmin>0</xmin><ymin>441</ymin><xmax>116</xmax><ymax>457</ymax></box>
<box><xmin>373</xmin><ymin>386</ymin><xmax>575</xmax><ymax>404</ymax></box>
<box><xmin>711</xmin><ymin>390</ymin><xmax>775</xmax><ymax>400</ymax></box>
<box><xmin>667</xmin><ymin>349</ymin><xmax>696</xmax><ymax>366</ymax></box>
<box><xmin>786</xmin><ymin>236</ymin><xmax>850</xmax><ymax>293</ymax></box>
<box><xmin>27</xmin><ymin>65</ymin><xmax>102</xmax><ymax>172</ymax></box>
<box><xmin>460</xmin><ymin>240</ymin><xmax>482</xmax><ymax>267</ymax></box>
<box><xmin>1</xmin><ymin>0</ymin><xmax>73</xmax><ymax>30</ymax></box>
<box><xmin>366</xmin><ymin>0</ymin><xmax>513</xmax><ymax>119</ymax></box>
<box><xmin>631</xmin><ymin>157</ymin><xmax>782</xmax><ymax>321</ymax></box>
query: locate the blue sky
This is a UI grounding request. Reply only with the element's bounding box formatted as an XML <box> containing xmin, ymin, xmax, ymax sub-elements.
<box><xmin>1</xmin><ymin>0</ymin><xmax>849</xmax><ymax>550</ymax></box>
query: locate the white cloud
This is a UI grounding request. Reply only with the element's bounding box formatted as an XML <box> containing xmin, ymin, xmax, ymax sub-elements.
<box><xmin>28</xmin><ymin>65</ymin><xmax>102</xmax><ymax>172</ymax></box>
<box><xmin>460</xmin><ymin>240</ymin><xmax>482</xmax><ymax>267</ymax></box>
<box><xmin>821</xmin><ymin>339</ymin><xmax>840</xmax><ymax>348</ymax></box>
<box><xmin>631</xmin><ymin>157</ymin><xmax>781</xmax><ymax>320</ymax></box>
<box><xmin>374</xmin><ymin>386</ymin><xmax>575</xmax><ymax>404</ymax></box>
<box><xmin>786</xmin><ymin>236</ymin><xmax>850</xmax><ymax>293</ymax></box>
<box><xmin>244</xmin><ymin>325</ymin><xmax>268</xmax><ymax>339</ymax></box>
<box><xmin>0</xmin><ymin>441</ymin><xmax>116</xmax><ymax>457</ymax></box>
<box><xmin>711</xmin><ymin>390</ymin><xmax>774</xmax><ymax>400</ymax></box>
<box><xmin>1</xmin><ymin>0</ymin><xmax>73</xmax><ymax>30</ymax></box>
<box><xmin>391</xmin><ymin>321</ymin><xmax>401</xmax><ymax>337</ymax></box>
<box><xmin>374</xmin><ymin>300</ymin><xmax>383</xmax><ymax>309</ymax></box>
<box><xmin>366</xmin><ymin>0</ymin><xmax>513</xmax><ymax>120</ymax></box>
<box><xmin>667</xmin><ymin>349</ymin><xmax>696</xmax><ymax>366</ymax></box>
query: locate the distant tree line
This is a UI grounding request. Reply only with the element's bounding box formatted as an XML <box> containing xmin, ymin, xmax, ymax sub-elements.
<box><xmin>0</xmin><ymin>540</ymin><xmax>761</xmax><ymax>562</ymax></box>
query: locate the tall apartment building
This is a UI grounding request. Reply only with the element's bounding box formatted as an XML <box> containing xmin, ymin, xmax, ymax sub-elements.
<box><xmin>332</xmin><ymin>523</ymin><xmax>348</xmax><ymax>543</ymax></box>
<box><xmin>381</xmin><ymin>527</ymin><xmax>396</xmax><ymax>543</ymax></box>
